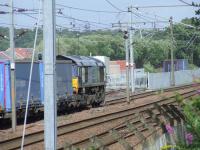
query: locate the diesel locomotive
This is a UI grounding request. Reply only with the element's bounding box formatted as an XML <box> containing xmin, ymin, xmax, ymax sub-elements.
<box><xmin>0</xmin><ymin>55</ymin><xmax>106</xmax><ymax>119</ymax></box>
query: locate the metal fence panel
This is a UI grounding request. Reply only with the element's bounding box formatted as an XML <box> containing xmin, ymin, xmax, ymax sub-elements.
<box><xmin>106</xmin><ymin>71</ymin><xmax>148</xmax><ymax>90</ymax></box>
<box><xmin>106</xmin><ymin>69</ymin><xmax>200</xmax><ymax>90</ymax></box>
<box><xmin>175</xmin><ymin>70</ymin><xmax>193</xmax><ymax>85</ymax></box>
<box><xmin>148</xmin><ymin>69</ymin><xmax>200</xmax><ymax>90</ymax></box>
<box><xmin>148</xmin><ymin>72</ymin><xmax>170</xmax><ymax>90</ymax></box>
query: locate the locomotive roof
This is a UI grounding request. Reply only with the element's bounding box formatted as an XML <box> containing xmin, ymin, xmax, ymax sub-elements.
<box><xmin>57</xmin><ymin>55</ymin><xmax>105</xmax><ymax>67</ymax></box>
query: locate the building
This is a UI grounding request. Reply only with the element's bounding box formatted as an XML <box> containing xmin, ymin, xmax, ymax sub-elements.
<box><xmin>0</xmin><ymin>48</ymin><xmax>33</xmax><ymax>60</ymax></box>
<box><xmin>109</xmin><ymin>60</ymin><xmax>126</xmax><ymax>75</ymax></box>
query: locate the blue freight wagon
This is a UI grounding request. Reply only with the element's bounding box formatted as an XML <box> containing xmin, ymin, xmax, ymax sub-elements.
<box><xmin>0</xmin><ymin>60</ymin><xmax>73</xmax><ymax>118</ymax></box>
<box><xmin>0</xmin><ymin>55</ymin><xmax>106</xmax><ymax>119</ymax></box>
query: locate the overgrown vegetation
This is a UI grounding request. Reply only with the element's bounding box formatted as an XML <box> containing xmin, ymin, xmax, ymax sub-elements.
<box><xmin>175</xmin><ymin>95</ymin><xmax>200</xmax><ymax>149</ymax></box>
<box><xmin>161</xmin><ymin>94</ymin><xmax>200</xmax><ymax>150</ymax></box>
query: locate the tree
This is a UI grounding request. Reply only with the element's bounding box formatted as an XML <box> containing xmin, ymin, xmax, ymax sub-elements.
<box><xmin>192</xmin><ymin>2</ymin><xmax>200</xmax><ymax>26</ymax></box>
<box><xmin>134</xmin><ymin>38</ymin><xmax>172</xmax><ymax>68</ymax></box>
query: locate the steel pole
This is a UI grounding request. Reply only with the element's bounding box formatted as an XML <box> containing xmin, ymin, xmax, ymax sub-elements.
<box><xmin>9</xmin><ymin>0</ymin><xmax>16</xmax><ymax>132</ymax></box>
<box><xmin>128</xmin><ymin>6</ymin><xmax>135</xmax><ymax>93</ymax></box>
<box><xmin>129</xmin><ymin>29</ymin><xmax>135</xmax><ymax>93</ymax></box>
<box><xmin>169</xmin><ymin>17</ymin><xmax>175</xmax><ymax>86</ymax></box>
<box><xmin>43</xmin><ymin>0</ymin><xmax>57</xmax><ymax>149</ymax></box>
<box><xmin>125</xmin><ymin>35</ymin><xmax>130</xmax><ymax>104</ymax></box>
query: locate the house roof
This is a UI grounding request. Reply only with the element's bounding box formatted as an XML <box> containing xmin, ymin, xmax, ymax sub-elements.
<box><xmin>0</xmin><ymin>48</ymin><xmax>33</xmax><ymax>60</ymax></box>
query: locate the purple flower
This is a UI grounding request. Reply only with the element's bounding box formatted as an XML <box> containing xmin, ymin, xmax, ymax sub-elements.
<box><xmin>197</xmin><ymin>89</ymin><xmax>200</xmax><ymax>95</ymax></box>
<box><xmin>192</xmin><ymin>83</ymin><xmax>197</xmax><ymax>87</ymax></box>
<box><xmin>165</xmin><ymin>124</ymin><xmax>174</xmax><ymax>134</ymax></box>
<box><xmin>185</xmin><ymin>133</ymin><xmax>193</xmax><ymax>145</ymax></box>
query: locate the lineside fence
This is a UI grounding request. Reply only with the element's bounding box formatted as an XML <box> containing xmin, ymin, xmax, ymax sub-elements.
<box><xmin>106</xmin><ymin>69</ymin><xmax>200</xmax><ymax>90</ymax></box>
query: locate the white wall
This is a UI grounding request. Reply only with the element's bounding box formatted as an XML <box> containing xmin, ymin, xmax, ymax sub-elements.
<box><xmin>106</xmin><ymin>69</ymin><xmax>200</xmax><ymax>90</ymax></box>
<box><xmin>148</xmin><ymin>69</ymin><xmax>200</xmax><ymax>90</ymax></box>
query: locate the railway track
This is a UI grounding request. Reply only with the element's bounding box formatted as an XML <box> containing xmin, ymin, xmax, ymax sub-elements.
<box><xmin>58</xmin><ymin>89</ymin><xmax>196</xmax><ymax>149</ymax></box>
<box><xmin>105</xmin><ymin>83</ymin><xmax>199</xmax><ymax>105</ymax></box>
<box><xmin>105</xmin><ymin>88</ymin><xmax>126</xmax><ymax>96</ymax></box>
<box><xmin>62</xmin><ymin>112</ymin><xmax>163</xmax><ymax>149</ymax></box>
<box><xmin>69</xmin><ymin>115</ymin><xmax>162</xmax><ymax>149</ymax></box>
<box><xmin>0</xmin><ymin>84</ymin><xmax>198</xmax><ymax>150</ymax></box>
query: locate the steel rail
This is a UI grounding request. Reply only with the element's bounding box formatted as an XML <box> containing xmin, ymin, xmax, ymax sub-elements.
<box><xmin>105</xmin><ymin>83</ymin><xmax>199</xmax><ymax>105</ymax></box>
<box><xmin>58</xmin><ymin>90</ymin><xmax>196</xmax><ymax>149</ymax></box>
<box><xmin>0</xmin><ymin>85</ymin><xmax>198</xmax><ymax>150</ymax></box>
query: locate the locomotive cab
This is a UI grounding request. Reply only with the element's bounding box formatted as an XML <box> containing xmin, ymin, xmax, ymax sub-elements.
<box><xmin>57</xmin><ymin>55</ymin><xmax>106</xmax><ymax>107</ymax></box>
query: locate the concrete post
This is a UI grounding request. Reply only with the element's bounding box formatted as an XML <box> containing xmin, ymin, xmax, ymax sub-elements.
<box><xmin>129</xmin><ymin>29</ymin><xmax>135</xmax><ymax>93</ymax></box>
<box><xmin>169</xmin><ymin>17</ymin><xmax>175</xmax><ymax>86</ymax></box>
<box><xmin>43</xmin><ymin>0</ymin><xmax>57</xmax><ymax>149</ymax></box>
<box><xmin>9</xmin><ymin>0</ymin><xmax>16</xmax><ymax>132</ymax></box>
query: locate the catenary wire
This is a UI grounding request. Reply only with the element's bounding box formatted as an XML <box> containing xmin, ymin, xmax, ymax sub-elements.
<box><xmin>104</xmin><ymin>0</ymin><xmax>125</xmax><ymax>12</ymax></box>
<box><xmin>177</xmin><ymin>0</ymin><xmax>194</xmax><ymax>6</ymax></box>
<box><xmin>56</xmin><ymin>3</ymin><xmax>122</xmax><ymax>14</ymax></box>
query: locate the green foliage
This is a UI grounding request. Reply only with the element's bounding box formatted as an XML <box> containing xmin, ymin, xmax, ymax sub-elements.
<box><xmin>174</xmin><ymin>94</ymin><xmax>200</xmax><ymax>149</ymax></box>
<box><xmin>189</xmin><ymin>64</ymin><xmax>198</xmax><ymax>70</ymax></box>
<box><xmin>53</xmin><ymin>33</ymin><xmax>125</xmax><ymax>60</ymax></box>
<box><xmin>143</xmin><ymin>62</ymin><xmax>156</xmax><ymax>73</ymax></box>
<box><xmin>87</xmin><ymin>146</ymin><xmax>97</xmax><ymax>150</ymax></box>
<box><xmin>181</xmin><ymin>96</ymin><xmax>200</xmax><ymax>148</ymax></box>
<box><xmin>161</xmin><ymin>145</ymin><xmax>176</xmax><ymax>150</ymax></box>
<box><xmin>175</xmin><ymin>93</ymin><xmax>184</xmax><ymax>104</ymax></box>
<box><xmin>191</xmin><ymin>2</ymin><xmax>200</xmax><ymax>26</ymax></box>
<box><xmin>153</xmin><ymin>18</ymin><xmax>200</xmax><ymax>66</ymax></box>
<box><xmin>134</xmin><ymin>38</ymin><xmax>171</xmax><ymax>68</ymax></box>
<box><xmin>183</xmin><ymin>97</ymin><xmax>200</xmax><ymax>137</ymax></box>
<box><xmin>0</xmin><ymin>27</ymin><xmax>9</xmax><ymax>50</ymax></box>
<box><xmin>0</xmin><ymin>28</ymin><xmax>43</xmax><ymax>50</ymax></box>
<box><xmin>1</xmin><ymin>17</ymin><xmax>200</xmax><ymax>69</ymax></box>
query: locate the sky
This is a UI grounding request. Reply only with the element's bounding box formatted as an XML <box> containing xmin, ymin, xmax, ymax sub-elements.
<box><xmin>0</xmin><ymin>0</ymin><xmax>199</xmax><ymax>30</ymax></box>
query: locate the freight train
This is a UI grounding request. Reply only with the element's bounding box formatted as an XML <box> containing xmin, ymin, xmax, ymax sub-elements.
<box><xmin>0</xmin><ymin>55</ymin><xmax>106</xmax><ymax>119</ymax></box>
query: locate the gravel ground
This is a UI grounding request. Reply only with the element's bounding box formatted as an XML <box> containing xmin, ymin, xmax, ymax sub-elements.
<box><xmin>0</xmin><ymin>86</ymin><xmax>198</xmax><ymax>150</ymax></box>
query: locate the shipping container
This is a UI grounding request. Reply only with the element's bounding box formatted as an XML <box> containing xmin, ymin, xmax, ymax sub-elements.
<box><xmin>0</xmin><ymin>60</ymin><xmax>73</xmax><ymax>113</ymax></box>
<box><xmin>15</xmin><ymin>62</ymin><xmax>42</xmax><ymax>108</ymax></box>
